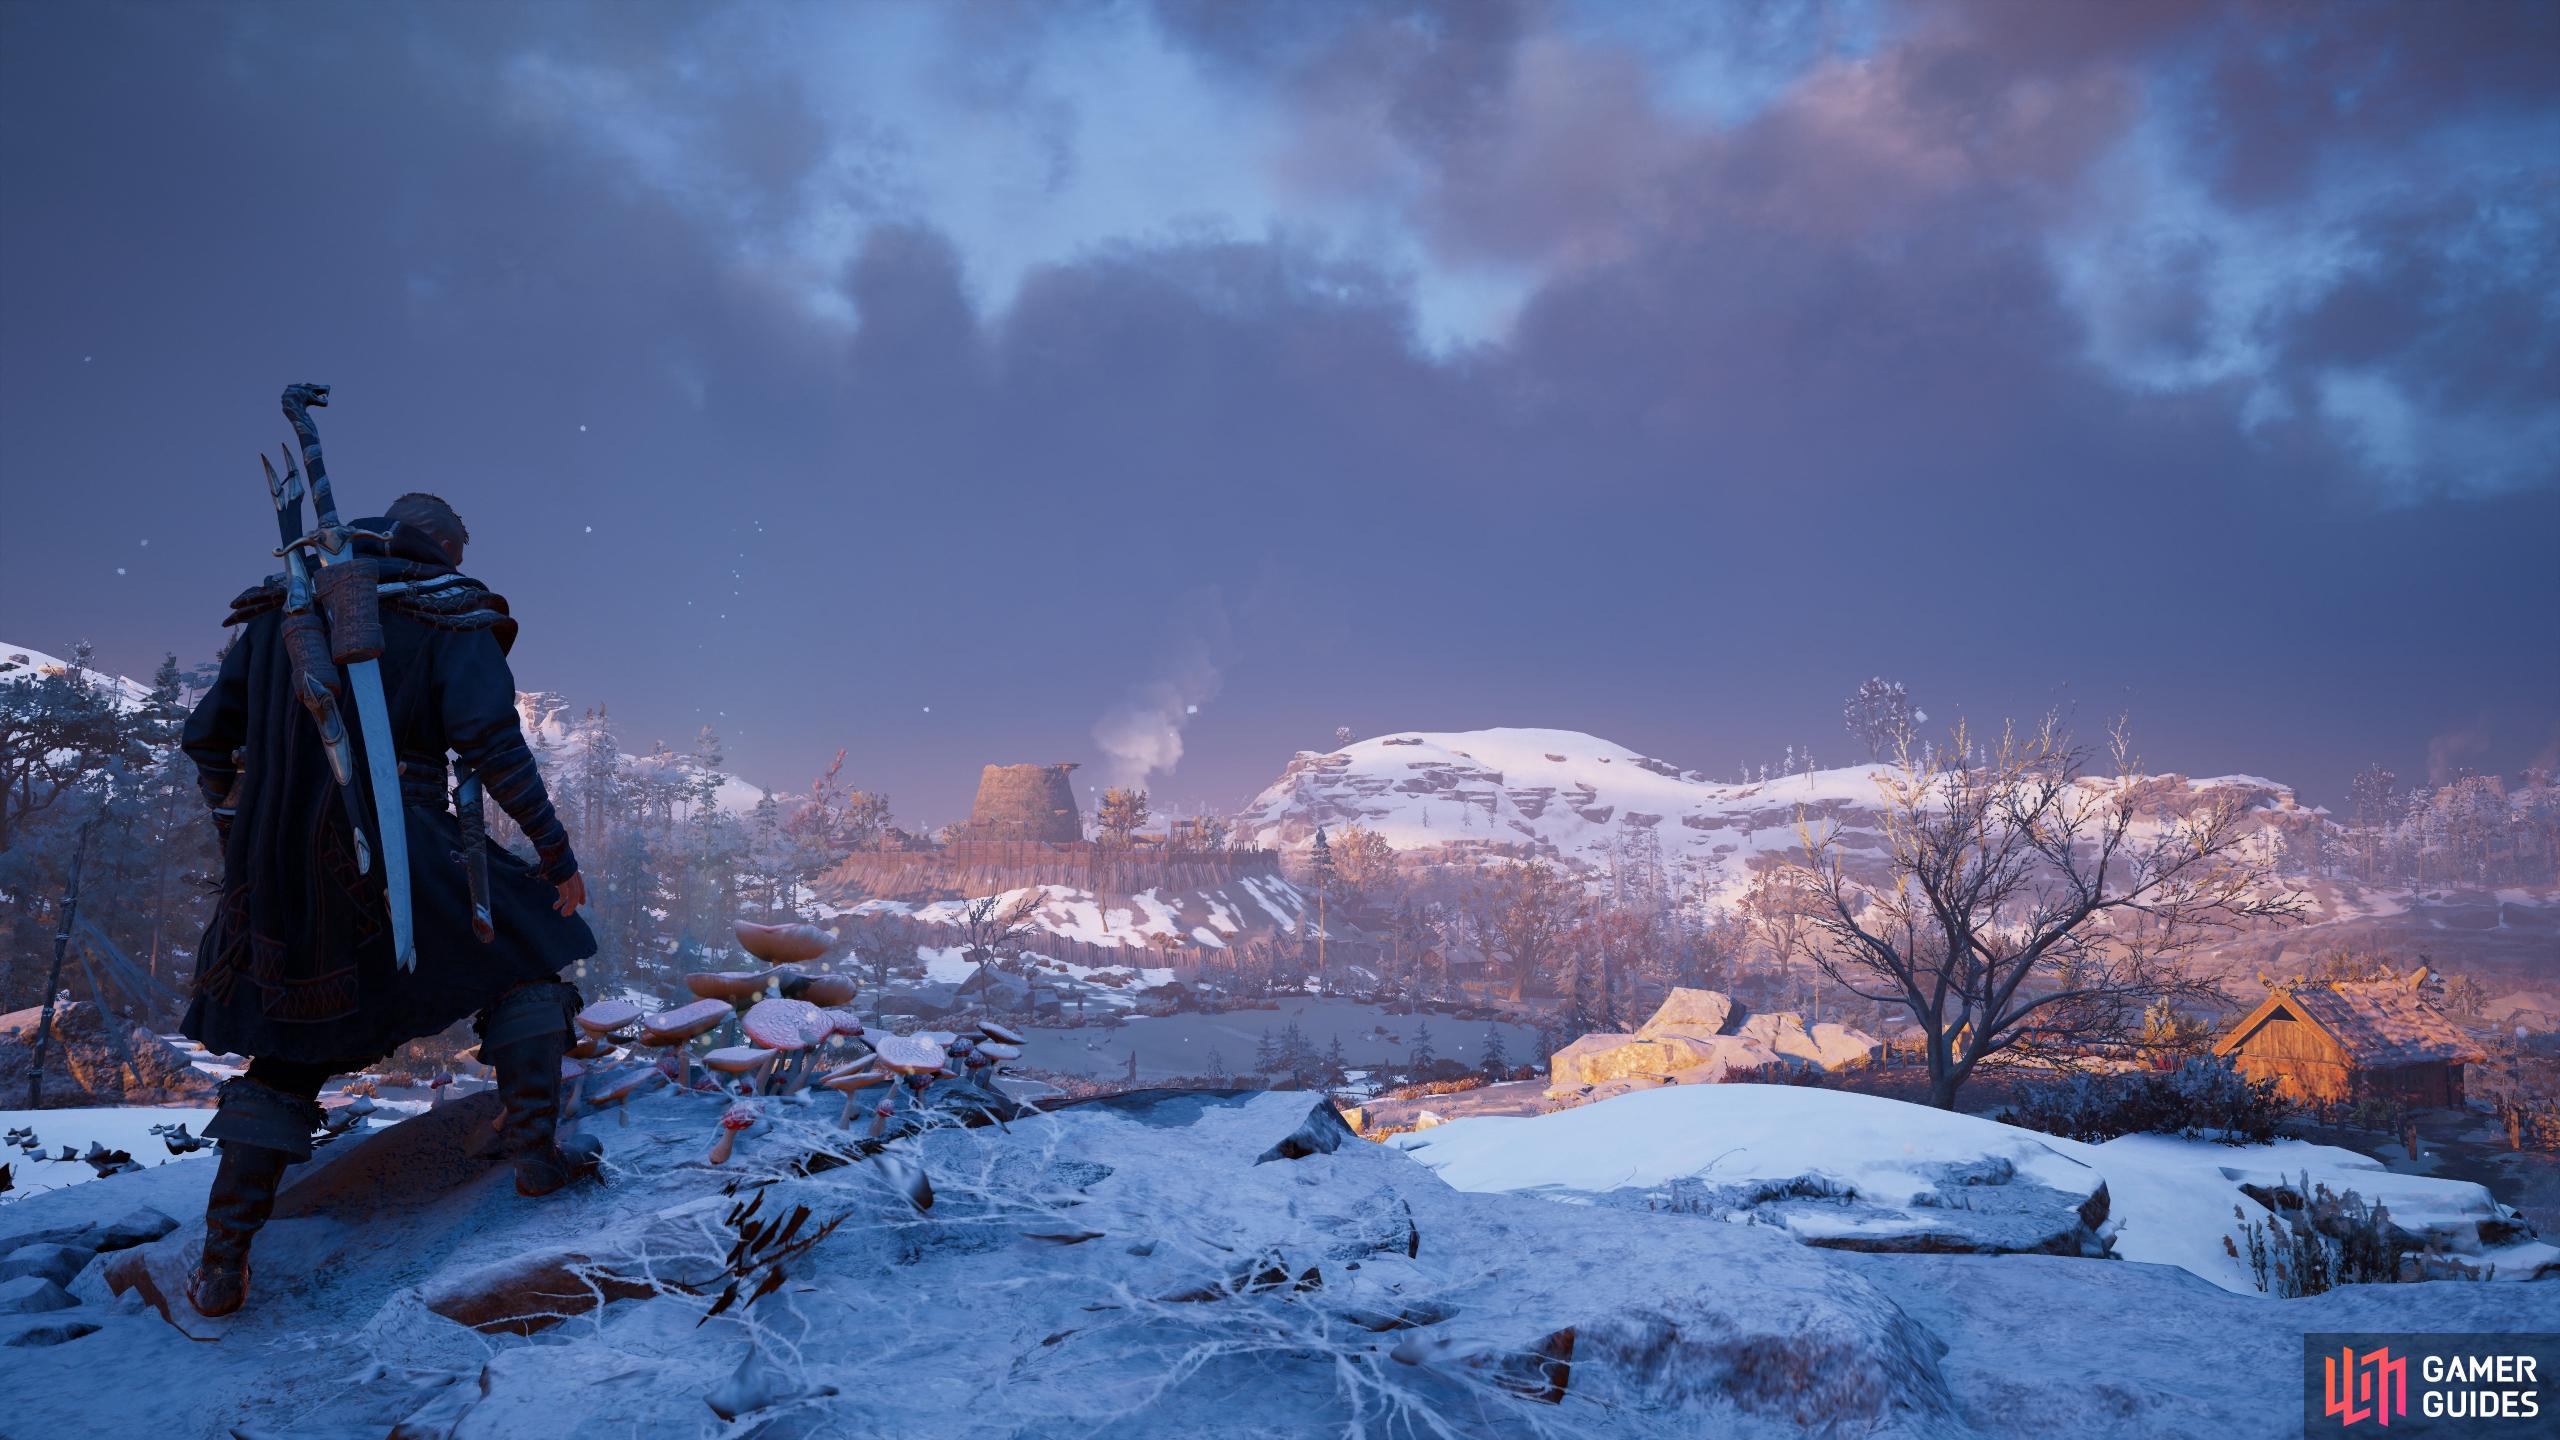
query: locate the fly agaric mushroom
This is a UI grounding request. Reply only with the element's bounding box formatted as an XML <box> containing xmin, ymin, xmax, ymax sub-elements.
<box><xmin>685</xmin><ymin>970</ymin><xmax>776</xmax><ymax>1024</ymax></box>
<box><xmin>573</xmin><ymin>999</ymin><xmax>643</xmax><ymax>1059</ymax></box>
<box><xmin>734</xmin><ymin>918</ymin><xmax>833</xmax><ymax>964</ymax></box>
<box><xmin>576</xmin><ymin>997</ymin><xmax>644</xmax><ymax>1036</ymax></box>
<box><xmin>819</xmin><ymin>1065</ymin><xmax>893</xmax><ymax>1128</ymax></box>
<box><xmin>741</xmin><ymin>998</ymin><xmax>828</xmax><ymax>1093</ymax></box>
<box><xmin>427</xmin><ymin>1071</ymin><xmax>455</xmax><ymax>1107</ymax></box>
<box><xmin>973</xmin><ymin>1041</ymin><xmax>1022</xmax><ymax>1093</ymax></box>
<box><xmin>709</xmin><ymin>1100</ymin><xmax>759</xmax><ymax>1165</ymax></box>
<box><xmin>871</xmin><ymin>1034</ymin><xmax>947</xmax><ymax>1077</ymax></box>
<box><xmin>702</xmin><ymin>1046</ymin><xmax>779</xmax><ymax>1097</ymax></box>
<box><xmin>870</xmin><ymin>1035</ymin><xmax>948</xmax><ymax>1120</ymax></box>
<box><xmin>557</xmin><ymin>1058</ymin><xmax>588</xmax><ymax>1122</ymax></box>
<box><xmin>640</xmin><ymin>998</ymin><xmax>731</xmax><ymax>1092</ymax></box>
<box><xmin>779</xmin><ymin>972</ymin><xmax>859</xmax><ymax>1007</ymax></box>
<box><xmin>587</xmin><ymin>1064</ymin><xmax>667</xmax><ymax>1125</ymax></box>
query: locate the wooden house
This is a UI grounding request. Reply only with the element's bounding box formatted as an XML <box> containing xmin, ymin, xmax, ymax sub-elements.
<box><xmin>2212</xmin><ymin>970</ymin><xmax>2485</xmax><ymax>1106</ymax></box>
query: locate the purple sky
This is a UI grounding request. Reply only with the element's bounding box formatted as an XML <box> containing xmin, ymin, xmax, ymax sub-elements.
<box><xmin>3</xmin><ymin>0</ymin><xmax>2555</xmax><ymax>826</ymax></box>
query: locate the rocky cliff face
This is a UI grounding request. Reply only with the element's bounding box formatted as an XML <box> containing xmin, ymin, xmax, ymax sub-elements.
<box><xmin>0</xmin><ymin>1002</ymin><xmax>217</xmax><ymax>1109</ymax></box>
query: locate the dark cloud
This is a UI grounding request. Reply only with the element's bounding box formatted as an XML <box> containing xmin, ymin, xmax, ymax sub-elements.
<box><xmin>1</xmin><ymin>0</ymin><xmax>2552</xmax><ymax>824</ymax></box>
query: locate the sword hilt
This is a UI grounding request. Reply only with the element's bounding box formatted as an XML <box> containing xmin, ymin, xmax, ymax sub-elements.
<box><xmin>281</xmin><ymin>382</ymin><xmax>340</xmax><ymax>527</ymax></box>
<box><xmin>276</xmin><ymin>526</ymin><xmax>395</xmax><ymax>562</ymax></box>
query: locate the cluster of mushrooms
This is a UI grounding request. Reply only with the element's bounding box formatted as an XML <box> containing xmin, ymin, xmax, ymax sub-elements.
<box><xmin>554</xmin><ymin>918</ymin><xmax>1028</xmax><ymax>1166</ymax></box>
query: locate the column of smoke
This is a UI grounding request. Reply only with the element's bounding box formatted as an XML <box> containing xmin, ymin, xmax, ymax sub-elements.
<box><xmin>1092</xmin><ymin>594</ymin><xmax>1234</xmax><ymax>790</ymax></box>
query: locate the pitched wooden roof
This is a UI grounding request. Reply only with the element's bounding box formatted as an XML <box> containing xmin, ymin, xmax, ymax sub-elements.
<box><xmin>2215</xmin><ymin>980</ymin><xmax>2486</xmax><ymax>1068</ymax></box>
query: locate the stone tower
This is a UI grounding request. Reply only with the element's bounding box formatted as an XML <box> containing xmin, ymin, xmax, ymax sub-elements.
<box><xmin>968</xmin><ymin>763</ymin><xmax>1083</xmax><ymax>843</ymax></box>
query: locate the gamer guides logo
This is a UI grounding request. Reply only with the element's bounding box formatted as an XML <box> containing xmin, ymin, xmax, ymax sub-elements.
<box><xmin>2304</xmin><ymin>1334</ymin><xmax>2557</xmax><ymax>1436</ymax></box>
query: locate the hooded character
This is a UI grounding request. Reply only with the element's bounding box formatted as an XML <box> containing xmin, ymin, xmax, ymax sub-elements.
<box><xmin>177</xmin><ymin>492</ymin><xmax>601</xmax><ymax>1317</ymax></box>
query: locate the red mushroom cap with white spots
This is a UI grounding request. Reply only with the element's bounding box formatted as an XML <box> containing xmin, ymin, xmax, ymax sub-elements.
<box><xmin>733</xmin><ymin>919</ymin><xmax>833</xmax><ymax>964</ymax></box>
<box><xmin>871</xmin><ymin>1034</ymin><xmax>948</xmax><ymax>1076</ymax></box>
<box><xmin>575</xmin><ymin>999</ymin><xmax>645</xmax><ymax>1036</ymax></box>
<box><xmin>742</xmin><ymin>998</ymin><xmax>826</xmax><ymax>1052</ymax></box>
<box><xmin>686</xmin><ymin>971</ymin><xmax>773</xmax><ymax>1003</ymax></box>
<box><xmin>702</xmin><ymin>1045</ymin><xmax>779</xmax><ymax>1075</ymax></box>
<box><xmin>640</xmin><ymin>998</ymin><xmax>732</xmax><ymax>1046</ymax></box>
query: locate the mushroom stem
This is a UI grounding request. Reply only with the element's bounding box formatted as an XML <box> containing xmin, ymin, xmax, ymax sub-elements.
<box><xmin>710</xmin><ymin>1127</ymin><xmax>738</xmax><ymax>1165</ymax></box>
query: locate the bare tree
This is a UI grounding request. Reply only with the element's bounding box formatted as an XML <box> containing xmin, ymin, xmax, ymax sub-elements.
<box><xmin>1784</xmin><ymin>716</ymin><xmax>2306</xmax><ymax>1110</ymax></box>
<box><xmin>958</xmin><ymin>888</ymin><xmax>1045</xmax><ymax>985</ymax></box>
<box><xmin>1843</xmin><ymin>677</ymin><xmax>1920</xmax><ymax>761</ymax></box>
<box><xmin>1485</xmin><ymin>859</ymin><xmax>1582</xmax><ymax>1002</ymax></box>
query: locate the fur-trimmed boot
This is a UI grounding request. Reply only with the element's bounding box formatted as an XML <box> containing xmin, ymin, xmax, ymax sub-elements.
<box><xmin>478</xmin><ymin>981</ymin><xmax>603</xmax><ymax>1197</ymax></box>
<box><xmin>190</xmin><ymin>1077</ymin><xmax>323</xmax><ymax>1317</ymax></box>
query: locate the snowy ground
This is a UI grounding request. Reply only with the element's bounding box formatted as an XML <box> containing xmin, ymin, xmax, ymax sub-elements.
<box><xmin>2</xmin><ymin>1104</ymin><xmax>220</xmax><ymax>1198</ymax></box>
<box><xmin>2</xmin><ymin>1097</ymin><xmax>433</xmax><ymax>1200</ymax></box>
<box><xmin>5</xmin><ymin>1084</ymin><xmax>2556</xmax><ymax>1437</ymax></box>
<box><xmin>1390</xmin><ymin>1085</ymin><xmax>2560</xmax><ymax>1293</ymax></box>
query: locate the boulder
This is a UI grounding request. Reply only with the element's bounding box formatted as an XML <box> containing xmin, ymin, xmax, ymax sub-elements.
<box><xmin>94</xmin><ymin>1207</ymin><xmax>178</xmax><ymax>1253</ymax></box>
<box><xmin>1638</xmin><ymin>988</ymin><xmax>1734</xmax><ymax>1038</ymax></box>
<box><xmin>0</xmin><ymin>1275</ymin><xmax>76</xmax><ymax>1313</ymax></box>
<box><xmin>1552</xmin><ymin>1007</ymin><xmax>1878</xmax><ymax>1097</ymax></box>
<box><xmin>2</xmin><ymin>1315</ymin><xmax>98</xmax><ymax>1347</ymax></box>
<box><xmin>877</xmin><ymin>983</ymin><xmax>961</xmax><ymax>1020</ymax></box>
<box><xmin>0</xmin><ymin>1242</ymin><xmax>95</xmax><ymax>1287</ymax></box>
<box><xmin>0</xmin><ymin>1001</ymin><xmax>219</xmax><ymax>1107</ymax></box>
<box><xmin>1547</xmin><ymin>1032</ymin><xmax>1731</xmax><ymax>1094</ymax></box>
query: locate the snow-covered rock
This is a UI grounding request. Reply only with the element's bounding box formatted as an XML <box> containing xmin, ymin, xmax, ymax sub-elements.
<box><xmin>1398</xmin><ymin>1084</ymin><xmax>2110</xmax><ymax>1259</ymax></box>
<box><xmin>1393</xmin><ymin>1084</ymin><xmax>2560</xmax><ymax>1292</ymax></box>
<box><xmin>1547</xmin><ymin>988</ymin><xmax>1877</xmax><ymax>1094</ymax></box>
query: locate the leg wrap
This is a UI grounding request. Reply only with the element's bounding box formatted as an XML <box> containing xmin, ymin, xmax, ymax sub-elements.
<box><xmin>204</xmin><ymin>1075</ymin><xmax>327</xmax><ymax>1163</ymax></box>
<box><xmin>476</xmin><ymin>980</ymin><xmax>583</xmax><ymax>1053</ymax></box>
<box><xmin>477</xmin><ymin>981</ymin><xmax>600</xmax><ymax>1197</ymax></box>
<box><xmin>191</xmin><ymin>1075</ymin><xmax>322</xmax><ymax>1317</ymax></box>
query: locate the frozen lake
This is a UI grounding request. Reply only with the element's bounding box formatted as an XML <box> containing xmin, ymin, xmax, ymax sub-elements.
<box><xmin>1007</xmin><ymin>999</ymin><xmax>1545</xmax><ymax>1082</ymax></box>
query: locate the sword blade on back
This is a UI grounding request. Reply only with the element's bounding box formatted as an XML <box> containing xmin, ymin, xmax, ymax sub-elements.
<box><xmin>274</xmin><ymin>383</ymin><xmax>416</xmax><ymax>971</ymax></box>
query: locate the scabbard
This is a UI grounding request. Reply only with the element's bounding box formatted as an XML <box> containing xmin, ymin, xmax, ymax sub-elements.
<box><xmin>453</xmin><ymin>762</ymin><xmax>495</xmax><ymax>943</ymax></box>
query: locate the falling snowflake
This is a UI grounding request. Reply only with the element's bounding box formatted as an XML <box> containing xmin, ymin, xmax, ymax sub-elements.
<box><xmin>584</xmin><ymin>525</ymin><xmax>593</xmax><ymax>534</ymax></box>
<box><xmin>115</xmin><ymin>567</ymin><xmax>126</xmax><ymax>575</ymax></box>
<box><xmin>578</xmin><ymin>424</ymin><xmax>588</xmax><ymax>433</ymax></box>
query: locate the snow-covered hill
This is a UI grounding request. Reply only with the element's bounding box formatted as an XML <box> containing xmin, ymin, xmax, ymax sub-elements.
<box><xmin>2</xmin><ymin>642</ymin><xmax>776</xmax><ymax>814</ymax></box>
<box><xmin>1236</xmin><ymin>727</ymin><xmax>2320</xmax><ymax>908</ymax></box>
<box><xmin>0</xmin><ymin>643</ymin><xmax>157</xmax><ymax>711</ymax></box>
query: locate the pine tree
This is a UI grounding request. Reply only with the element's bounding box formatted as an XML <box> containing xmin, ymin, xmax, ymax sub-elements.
<box><xmin>1308</xmin><ymin>826</ymin><xmax>1336</xmax><ymax>990</ymax></box>
<box><xmin>1407</xmin><ymin>1018</ymin><xmax>1436</xmax><ymax>1077</ymax></box>
<box><xmin>1534</xmin><ymin>1020</ymin><xmax>1566</xmax><ymax>1074</ymax></box>
<box><xmin>1477</xmin><ymin>1024</ymin><xmax>1510</xmax><ymax>1077</ymax></box>
<box><xmin>1322</xmin><ymin>1035</ymin><xmax>1349</xmax><ymax>1085</ymax></box>
<box><xmin>1277</xmin><ymin>1021</ymin><xmax>1315</xmax><ymax>1084</ymax></box>
<box><xmin>1255</xmin><ymin>1026</ymin><xmax>1278</xmax><ymax>1075</ymax></box>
